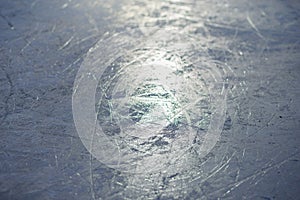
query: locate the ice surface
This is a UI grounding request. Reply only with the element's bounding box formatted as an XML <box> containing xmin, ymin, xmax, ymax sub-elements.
<box><xmin>0</xmin><ymin>0</ymin><xmax>300</xmax><ymax>199</ymax></box>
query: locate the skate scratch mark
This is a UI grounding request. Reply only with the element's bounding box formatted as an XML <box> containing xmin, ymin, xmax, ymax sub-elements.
<box><xmin>247</xmin><ymin>14</ymin><xmax>265</xmax><ymax>41</ymax></box>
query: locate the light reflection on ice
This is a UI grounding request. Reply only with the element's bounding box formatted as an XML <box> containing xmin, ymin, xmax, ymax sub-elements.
<box><xmin>73</xmin><ymin>0</ymin><xmax>238</xmax><ymax>198</ymax></box>
<box><xmin>73</xmin><ymin>30</ymin><xmax>229</xmax><ymax>196</ymax></box>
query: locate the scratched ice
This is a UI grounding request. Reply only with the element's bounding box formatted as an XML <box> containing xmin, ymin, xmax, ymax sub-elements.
<box><xmin>71</xmin><ymin>0</ymin><xmax>300</xmax><ymax>199</ymax></box>
<box><xmin>1</xmin><ymin>0</ymin><xmax>299</xmax><ymax>199</ymax></box>
<box><xmin>73</xmin><ymin>29</ymin><xmax>229</xmax><ymax>194</ymax></box>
